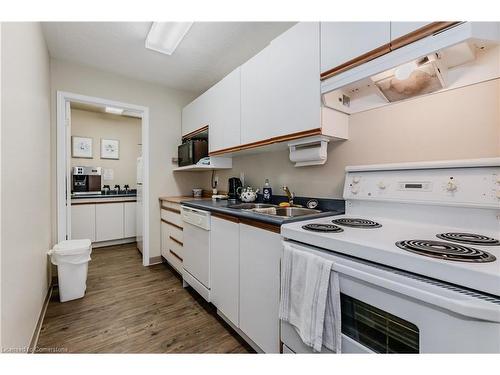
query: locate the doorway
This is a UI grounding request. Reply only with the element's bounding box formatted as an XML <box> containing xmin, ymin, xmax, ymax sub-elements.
<box><xmin>56</xmin><ymin>91</ymin><xmax>151</xmax><ymax>266</ymax></box>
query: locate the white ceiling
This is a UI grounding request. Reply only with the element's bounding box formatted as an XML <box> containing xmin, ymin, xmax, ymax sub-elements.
<box><xmin>42</xmin><ymin>22</ymin><xmax>295</xmax><ymax>94</ymax></box>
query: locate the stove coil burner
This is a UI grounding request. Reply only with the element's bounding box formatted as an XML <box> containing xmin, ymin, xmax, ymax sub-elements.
<box><xmin>395</xmin><ymin>240</ymin><xmax>497</xmax><ymax>263</ymax></box>
<box><xmin>436</xmin><ymin>232</ymin><xmax>500</xmax><ymax>246</ymax></box>
<box><xmin>332</xmin><ymin>218</ymin><xmax>382</xmax><ymax>229</ymax></box>
<box><xmin>302</xmin><ymin>223</ymin><xmax>344</xmax><ymax>233</ymax></box>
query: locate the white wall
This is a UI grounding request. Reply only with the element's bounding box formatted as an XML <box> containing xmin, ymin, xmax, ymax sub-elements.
<box><xmin>1</xmin><ymin>22</ymin><xmax>51</xmax><ymax>351</ymax></box>
<box><xmin>71</xmin><ymin>109</ymin><xmax>141</xmax><ymax>189</ymax></box>
<box><xmin>208</xmin><ymin>79</ymin><xmax>500</xmax><ymax>197</ymax></box>
<box><xmin>50</xmin><ymin>59</ymin><xmax>205</xmax><ymax>261</ymax></box>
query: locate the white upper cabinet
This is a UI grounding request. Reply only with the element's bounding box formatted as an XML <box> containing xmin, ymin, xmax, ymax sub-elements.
<box><xmin>321</xmin><ymin>22</ymin><xmax>391</xmax><ymax>73</ymax></box>
<box><xmin>207</xmin><ymin>68</ymin><xmax>241</xmax><ymax>153</ymax></box>
<box><xmin>390</xmin><ymin>22</ymin><xmax>431</xmax><ymax>41</ymax></box>
<box><xmin>241</xmin><ymin>22</ymin><xmax>321</xmax><ymax>144</ymax></box>
<box><xmin>182</xmin><ymin>90</ymin><xmax>211</xmax><ymax>136</ymax></box>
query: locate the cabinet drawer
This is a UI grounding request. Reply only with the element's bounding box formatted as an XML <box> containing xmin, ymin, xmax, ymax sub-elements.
<box><xmin>161</xmin><ymin>208</ymin><xmax>183</xmax><ymax>227</ymax></box>
<box><xmin>161</xmin><ymin>201</ymin><xmax>182</xmax><ymax>210</ymax></box>
<box><xmin>162</xmin><ymin>220</ymin><xmax>183</xmax><ymax>241</ymax></box>
<box><xmin>168</xmin><ymin>235</ymin><xmax>184</xmax><ymax>259</ymax></box>
<box><xmin>164</xmin><ymin>246</ymin><xmax>183</xmax><ymax>274</ymax></box>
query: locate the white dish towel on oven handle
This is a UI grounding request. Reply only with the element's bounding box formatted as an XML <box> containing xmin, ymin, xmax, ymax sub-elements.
<box><xmin>279</xmin><ymin>242</ymin><xmax>342</xmax><ymax>353</ymax></box>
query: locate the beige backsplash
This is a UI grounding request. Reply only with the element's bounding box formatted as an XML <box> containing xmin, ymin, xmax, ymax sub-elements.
<box><xmin>205</xmin><ymin>79</ymin><xmax>500</xmax><ymax>198</ymax></box>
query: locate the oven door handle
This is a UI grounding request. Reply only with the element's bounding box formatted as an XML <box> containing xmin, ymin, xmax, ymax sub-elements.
<box><xmin>332</xmin><ymin>262</ymin><xmax>500</xmax><ymax>323</ymax></box>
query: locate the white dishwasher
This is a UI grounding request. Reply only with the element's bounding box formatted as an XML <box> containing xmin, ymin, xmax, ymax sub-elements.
<box><xmin>181</xmin><ymin>206</ymin><xmax>211</xmax><ymax>301</ymax></box>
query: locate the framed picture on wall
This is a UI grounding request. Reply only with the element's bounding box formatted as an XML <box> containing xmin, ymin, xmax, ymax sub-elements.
<box><xmin>101</xmin><ymin>139</ymin><xmax>120</xmax><ymax>160</ymax></box>
<box><xmin>72</xmin><ymin>136</ymin><xmax>93</xmax><ymax>158</ymax></box>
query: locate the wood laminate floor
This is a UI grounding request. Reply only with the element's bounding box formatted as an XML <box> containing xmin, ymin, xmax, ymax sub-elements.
<box><xmin>37</xmin><ymin>243</ymin><xmax>252</xmax><ymax>353</ymax></box>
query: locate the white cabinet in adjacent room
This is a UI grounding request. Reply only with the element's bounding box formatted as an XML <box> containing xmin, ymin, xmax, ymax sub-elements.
<box><xmin>123</xmin><ymin>201</ymin><xmax>136</xmax><ymax>238</ymax></box>
<box><xmin>95</xmin><ymin>202</ymin><xmax>124</xmax><ymax>242</ymax></box>
<box><xmin>210</xmin><ymin>215</ymin><xmax>240</xmax><ymax>326</ymax></box>
<box><xmin>239</xmin><ymin>223</ymin><xmax>282</xmax><ymax>353</ymax></box>
<box><xmin>71</xmin><ymin>204</ymin><xmax>95</xmax><ymax>242</ymax></box>
<box><xmin>207</xmin><ymin>67</ymin><xmax>241</xmax><ymax>153</ymax></box>
<box><xmin>320</xmin><ymin>22</ymin><xmax>391</xmax><ymax>73</ymax></box>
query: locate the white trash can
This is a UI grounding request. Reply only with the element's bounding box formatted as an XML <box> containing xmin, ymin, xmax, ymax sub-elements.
<box><xmin>48</xmin><ymin>239</ymin><xmax>92</xmax><ymax>302</ymax></box>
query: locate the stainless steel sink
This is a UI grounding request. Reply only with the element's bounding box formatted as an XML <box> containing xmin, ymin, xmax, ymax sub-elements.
<box><xmin>228</xmin><ymin>203</ymin><xmax>277</xmax><ymax>209</ymax></box>
<box><xmin>251</xmin><ymin>207</ymin><xmax>321</xmax><ymax>217</ymax></box>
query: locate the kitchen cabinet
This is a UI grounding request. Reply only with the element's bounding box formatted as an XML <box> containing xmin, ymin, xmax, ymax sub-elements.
<box><xmin>160</xmin><ymin>200</ymin><xmax>184</xmax><ymax>274</ymax></box>
<box><xmin>207</xmin><ymin>68</ymin><xmax>241</xmax><ymax>153</ymax></box>
<box><xmin>239</xmin><ymin>223</ymin><xmax>281</xmax><ymax>353</ymax></box>
<box><xmin>124</xmin><ymin>201</ymin><xmax>136</xmax><ymax>238</ymax></box>
<box><xmin>71</xmin><ymin>204</ymin><xmax>95</xmax><ymax>242</ymax></box>
<box><xmin>390</xmin><ymin>22</ymin><xmax>431</xmax><ymax>41</ymax></box>
<box><xmin>241</xmin><ymin>22</ymin><xmax>321</xmax><ymax>144</ymax></box>
<box><xmin>95</xmin><ymin>202</ymin><xmax>124</xmax><ymax>242</ymax></box>
<box><xmin>181</xmin><ymin>89</ymin><xmax>211</xmax><ymax>137</ymax></box>
<box><xmin>320</xmin><ymin>22</ymin><xmax>391</xmax><ymax>74</ymax></box>
<box><xmin>210</xmin><ymin>215</ymin><xmax>240</xmax><ymax>326</ymax></box>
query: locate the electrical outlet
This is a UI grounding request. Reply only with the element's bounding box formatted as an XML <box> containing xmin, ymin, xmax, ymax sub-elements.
<box><xmin>214</xmin><ymin>176</ymin><xmax>219</xmax><ymax>187</ymax></box>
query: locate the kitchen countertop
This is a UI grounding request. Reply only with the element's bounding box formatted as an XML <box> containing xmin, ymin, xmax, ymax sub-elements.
<box><xmin>159</xmin><ymin>196</ymin><xmax>211</xmax><ymax>204</ymax></box>
<box><xmin>71</xmin><ymin>194</ymin><xmax>137</xmax><ymax>204</ymax></box>
<box><xmin>181</xmin><ymin>198</ymin><xmax>345</xmax><ymax>226</ymax></box>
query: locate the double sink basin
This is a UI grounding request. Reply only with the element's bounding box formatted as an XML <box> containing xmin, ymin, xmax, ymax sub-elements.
<box><xmin>228</xmin><ymin>203</ymin><xmax>321</xmax><ymax>218</ymax></box>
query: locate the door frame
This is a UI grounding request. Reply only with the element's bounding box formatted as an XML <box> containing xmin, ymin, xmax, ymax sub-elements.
<box><xmin>56</xmin><ymin>91</ymin><xmax>151</xmax><ymax>266</ymax></box>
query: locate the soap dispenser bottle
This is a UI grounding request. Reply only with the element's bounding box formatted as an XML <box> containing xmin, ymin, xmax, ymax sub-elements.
<box><xmin>263</xmin><ymin>179</ymin><xmax>272</xmax><ymax>203</ymax></box>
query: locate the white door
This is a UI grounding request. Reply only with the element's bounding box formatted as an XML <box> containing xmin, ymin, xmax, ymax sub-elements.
<box><xmin>320</xmin><ymin>22</ymin><xmax>391</xmax><ymax>72</ymax></box>
<box><xmin>391</xmin><ymin>22</ymin><xmax>431</xmax><ymax>40</ymax></box>
<box><xmin>71</xmin><ymin>204</ymin><xmax>95</xmax><ymax>242</ymax></box>
<box><xmin>208</xmin><ymin>67</ymin><xmax>241</xmax><ymax>153</ymax></box>
<box><xmin>95</xmin><ymin>203</ymin><xmax>124</xmax><ymax>242</ymax></box>
<box><xmin>210</xmin><ymin>216</ymin><xmax>239</xmax><ymax>326</ymax></box>
<box><xmin>239</xmin><ymin>224</ymin><xmax>281</xmax><ymax>353</ymax></box>
<box><xmin>124</xmin><ymin>201</ymin><xmax>136</xmax><ymax>238</ymax></box>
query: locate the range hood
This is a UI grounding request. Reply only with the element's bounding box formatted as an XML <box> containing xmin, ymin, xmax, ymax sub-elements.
<box><xmin>322</xmin><ymin>22</ymin><xmax>500</xmax><ymax>114</ymax></box>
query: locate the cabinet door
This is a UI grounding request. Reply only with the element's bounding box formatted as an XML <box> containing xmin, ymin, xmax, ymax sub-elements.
<box><xmin>321</xmin><ymin>22</ymin><xmax>391</xmax><ymax>73</ymax></box>
<box><xmin>241</xmin><ymin>22</ymin><xmax>320</xmax><ymax>144</ymax></box>
<box><xmin>181</xmin><ymin>91</ymin><xmax>210</xmax><ymax>136</ymax></box>
<box><xmin>95</xmin><ymin>203</ymin><xmax>124</xmax><ymax>242</ymax></box>
<box><xmin>239</xmin><ymin>224</ymin><xmax>281</xmax><ymax>353</ymax></box>
<box><xmin>210</xmin><ymin>216</ymin><xmax>240</xmax><ymax>326</ymax></box>
<box><xmin>208</xmin><ymin>67</ymin><xmax>241</xmax><ymax>153</ymax></box>
<box><xmin>124</xmin><ymin>201</ymin><xmax>136</xmax><ymax>238</ymax></box>
<box><xmin>391</xmin><ymin>22</ymin><xmax>431</xmax><ymax>41</ymax></box>
<box><xmin>71</xmin><ymin>204</ymin><xmax>95</xmax><ymax>242</ymax></box>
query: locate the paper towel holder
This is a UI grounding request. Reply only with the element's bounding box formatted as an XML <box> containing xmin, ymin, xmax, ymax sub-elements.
<box><xmin>288</xmin><ymin>135</ymin><xmax>330</xmax><ymax>167</ymax></box>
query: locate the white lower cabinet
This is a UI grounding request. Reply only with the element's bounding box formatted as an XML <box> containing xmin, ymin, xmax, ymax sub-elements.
<box><xmin>124</xmin><ymin>201</ymin><xmax>136</xmax><ymax>238</ymax></box>
<box><xmin>239</xmin><ymin>223</ymin><xmax>282</xmax><ymax>353</ymax></box>
<box><xmin>210</xmin><ymin>215</ymin><xmax>240</xmax><ymax>326</ymax></box>
<box><xmin>71</xmin><ymin>204</ymin><xmax>96</xmax><ymax>242</ymax></box>
<box><xmin>95</xmin><ymin>203</ymin><xmax>125</xmax><ymax>242</ymax></box>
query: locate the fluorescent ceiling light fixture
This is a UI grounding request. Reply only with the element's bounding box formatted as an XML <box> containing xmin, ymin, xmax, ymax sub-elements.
<box><xmin>145</xmin><ymin>22</ymin><xmax>193</xmax><ymax>55</ymax></box>
<box><xmin>105</xmin><ymin>106</ymin><xmax>124</xmax><ymax>115</ymax></box>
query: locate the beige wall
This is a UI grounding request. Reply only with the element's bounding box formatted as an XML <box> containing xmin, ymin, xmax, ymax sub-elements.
<box><xmin>1</xmin><ymin>22</ymin><xmax>51</xmax><ymax>350</ymax></box>
<box><xmin>50</xmin><ymin>59</ymin><xmax>204</xmax><ymax>261</ymax></box>
<box><xmin>71</xmin><ymin>109</ymin><xmax>141</xmax><ymax>189</ymax></box>
<box><xmin>208</xmin><ymin>79</ymin><xmax>500</xmax><ymax>198</ymax></box>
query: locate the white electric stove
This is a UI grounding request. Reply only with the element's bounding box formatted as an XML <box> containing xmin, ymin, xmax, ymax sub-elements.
<box><xmin>281</xmin><ymin>158</ymin><xmax>500</xmax><ymax>354</ymax></box>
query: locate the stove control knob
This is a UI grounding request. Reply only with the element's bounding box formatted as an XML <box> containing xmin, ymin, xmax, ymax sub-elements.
<box><xmin>446</xmin><ymin>181</ymin><xmax>458</xmax><ymax>192</ymax></box>
<box><xmin>352</xmin><ymin>176</ymin><xmax>361</xmax><ymax>184</ymax></box>
<box><xmin>377</xmin><ymin>181</ymin><xmax>386</xmax><ymax>190</ymax></box>
<box><xmin>351</xmin><ymin>186</ymin><xmax>359</xmax><ymax>195</ymax></box>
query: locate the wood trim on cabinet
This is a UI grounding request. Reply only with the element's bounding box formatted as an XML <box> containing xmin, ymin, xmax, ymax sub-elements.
<box><xmin>182</xmin><ymin>125</ymin><xmax>208</xmax><ymax>140</ymax></box>
<box><xmin>320</xmin><ymin>22</ymin><xmax>461</xmax><ymax>82</ymax></box>
<box><xmin>209</xmin><ymin>128</ymin><xmax>322</xmax><ymax>156</ymax></box>
<box><xmin>161</xmin><ymin>206</ymin><xmax>181</xmax><ymax>214</ymax></box>
<box><xmin>169</xmin><ymin>236</ymin><xmax>183</xmax><ymax>247</ymax></box>
<box><xmin>169</xmin><ymin>249</ymin><xmax>183</xmax><ymax>262</ymax></box>
<box><xmin>161</xmin><ymin>218</ymin><xmax>183</xmax><ymax>231</ymax></box>
<box><xmin>240</xmin><ymin>218</ymin><xmax>281</xmax><ymax>234</ymax></box>
<box><xmin>390</xmin><ymin>21</ymin><xmax>461</xmax><ymax>51</ymax></box>
<box><xmin>72</xmin><ymin>200</ymin><xmax>136</xmax><ymax>205</ymax></box>
<box><xmin>212</xmin><ymin>212</ymin><xmax>240</xmax><ymax>224</ymax></box>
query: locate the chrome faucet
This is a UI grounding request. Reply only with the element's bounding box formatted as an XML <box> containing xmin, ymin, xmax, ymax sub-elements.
<box><xmin>282</xmin><ymin>185</ymin><xmax>295</xmax><ymax>205</ymax></box>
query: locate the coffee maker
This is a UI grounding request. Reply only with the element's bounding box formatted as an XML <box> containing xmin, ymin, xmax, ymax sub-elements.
<box><xmin>228</xmin><ymin>177</ymin><xmax>242</xmax><ymax>200</ymax></box>
<box><xmin>72</xmin><ymin>166</ymin><xmax>102</xmax><ymax>195</ymax></box>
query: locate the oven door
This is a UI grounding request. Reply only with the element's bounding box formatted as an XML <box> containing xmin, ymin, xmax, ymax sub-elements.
<box><xmin>281</xmin><ymin>240</ymin><xmax>500</xmax><ymax>354</ymax></box>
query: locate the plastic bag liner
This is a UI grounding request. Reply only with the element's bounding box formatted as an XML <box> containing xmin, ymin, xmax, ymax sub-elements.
<box><xmin>48</xmin><ymin>239</ymin><xmax>92</xmax><ymax>265</ymax></box>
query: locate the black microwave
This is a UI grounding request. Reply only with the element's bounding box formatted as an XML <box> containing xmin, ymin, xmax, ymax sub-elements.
<box><xmin>178</xmin><ymin>139</ymin><xmax>208</xmax><ymax>167</ymax></box>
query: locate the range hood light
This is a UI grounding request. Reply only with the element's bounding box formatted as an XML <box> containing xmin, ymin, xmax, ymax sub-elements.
<box><xmin>105</xmin><ymin>107</ymin><xmax>124</xmax><ymax>115</ymax></box>
<box><xmin>146</xmin><ymin>22</ymin><xmax>193</xmax><ymax>55</ymax></box>
<box><xmin>394</xmin><ymin>61</ymin><xmax>418</xmax><ymax>81</ymax></box>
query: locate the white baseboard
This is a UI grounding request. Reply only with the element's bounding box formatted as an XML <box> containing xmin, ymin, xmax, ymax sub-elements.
<box><xmin>92</xmin><ymin>238</ymin><xmax>136</xmax><ymax>248</ymax></box>
<box><xmin>29</xmin><ymin>285</ymin><xmax>53</xmax><ymax>353</ymax></box>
